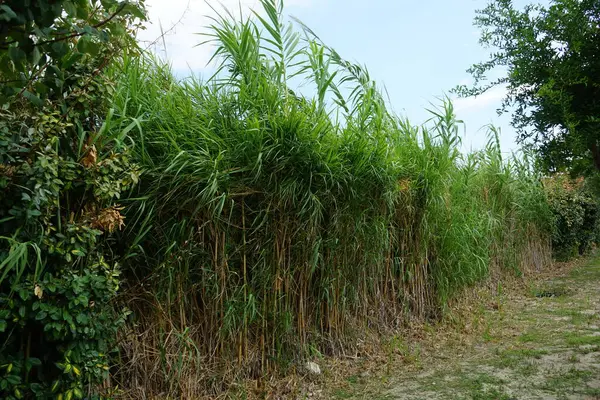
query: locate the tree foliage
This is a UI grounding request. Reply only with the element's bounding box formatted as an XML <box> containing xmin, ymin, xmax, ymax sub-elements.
<box><xmin>0</xmin><ymin>1</ymin><xmax>145</xmax><ymax>398</ymax></box>
<box><xmin>0</xmin><ymin>0</ymin><xmax>145</xmax><ymax>103</ymax></box>
<box><xmin>455</xmin><ymin>0</ymin><xmax>600</xmax><ymax>174</ymax></box>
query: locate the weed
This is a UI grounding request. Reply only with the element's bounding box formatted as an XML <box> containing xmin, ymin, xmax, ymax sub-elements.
<box><xmin>530</xmin><ymin>283</ymin><xmax>571</xmax><ymax>298</ymax></box>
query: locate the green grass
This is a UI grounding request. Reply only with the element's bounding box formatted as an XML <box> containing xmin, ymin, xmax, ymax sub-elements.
<box><xmin>568</xmin><ymin>258</ymin><xmax>600</xmax><ymax>281</ymax></box>
<box><xmin>333</xmin><ymin>389</ymin><xmax>354</xmax><ymax>399</ymax></box>
<box><xmin>470</xmin><ymin>388</ymin><xmax>513</xmax><ymax>400</ymax></box>
<box><xmin>542</xmin><ymin>367</ymin><xmax>595</xmax><ymax>391</ymax></box>
<box><xmin>554</xmin><ymin>309</ymin><xmax>597</xmax><ymax>325</ymax></box>
<box><xmin>494</xmin><ymin>347</ymin><xmax>548</xmax><ymax>368</ymax></box>
<box><xmin>565</xmin><ymin>335</ymin><xmax>600</xmax><ymax>347</ymax></box>
<box><xmin>517</xmin><ymin>360</ymin><xmax>540</xmax><ymax>376</ymax></box>
<box><xmin>416</xmin><ymin>371</ymin><xmax>511</xmax><ymax>400</ymax></box>
<box><xmin>519</xmin><ymin>331</ymin><xmax>546</xmax><ymax>343</ymax></box>
<box><xmin>105</xmin><ymin>0</ymin><xmax>555</xmax><ymax>396</ymax></box>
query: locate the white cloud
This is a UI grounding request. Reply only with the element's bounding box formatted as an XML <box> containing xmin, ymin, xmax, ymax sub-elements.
<box><xmin>458</xmin><ymin>77</ymin><xmax>473</xmax><ymax>86</ymax></box>
<box><xmin>137</xmin><ymin>0</ymin><xmax>314</xmax><ymax>74</ymax></box>
<box><xmin>452</xmin><ymin>84</ymin><xmax>506</xmax><ymax>113</ymax></box>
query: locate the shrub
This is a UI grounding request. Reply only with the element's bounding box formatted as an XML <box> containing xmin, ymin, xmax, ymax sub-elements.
<box><xmin>0</xmin><ymin>1</ymin><xmax>145</xmax><ymax>398</ymax></box>
<box><xmin>544</xmin><ymin>174</ymin><xmax>600</xmax><ymax>260</ymax></box>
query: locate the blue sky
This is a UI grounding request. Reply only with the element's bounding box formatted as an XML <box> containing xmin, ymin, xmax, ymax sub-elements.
<box><xmin>138</xmin><ymin>0</ymin><xmax>536</xmax><ymax>153</ymax></box>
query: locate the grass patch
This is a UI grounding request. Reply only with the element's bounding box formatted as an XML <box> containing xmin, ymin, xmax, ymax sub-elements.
<box><xmin>565</xmin><ymin>334</ymin><xmax>600</xmax><ymax>347</ymax></box>
<box><xmin>471</xmin><ymin>388</ymin><xmax>513</xmax><ymax>400</ymax></box>
<box><xmin>494</xmin><ymin>347</ymin><xmax>548</xmax><ymax>368</ymax></box>
<box><xmin>542</xmin><ymin>367</ymin><xmax>595</xmax><ymax>391</ymax></box>
<box><xmin>517</xmin><ymin>360</ymin><xmax>539</xmax><ymax>376</ymax></box>
<box><xmin>529</xmin><ymin>283</ymin><xmax>571</xmax><ymax>298</ymax></box>
<box><xmin>580</xmin><ymin>387</ymin><xmax>600</xmax><ymax>397</ymax></box>
<box><xmin>518</xmin><ymin>330</ymin><xmax>545</xmax><ymax>343</ymax></box>
<box><xmin>333</xmin><ymin>389</ymin><xmax>354</xmax><ymax>399</ymax></box>
<box><xmin>569</xmin><ymin>261</ymin><xmax>600</xmax><ymax>281</ymax></box>
<box><xmin>446</xmin><ymin>373</ymin><xmax>512</xmax><ymax>400</ymax></box>
<box><xmin>447</xmin><ymin>373</ymin><xmax>507</xmax><ymax>393</ymax></box>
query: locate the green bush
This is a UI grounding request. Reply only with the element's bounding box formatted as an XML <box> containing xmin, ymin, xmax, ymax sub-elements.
<box><xmin>0</xmin><ymin>1</ymin><xmax>144</xmax><ymax>398</ymax></box>
<box><xmin>0</xmin><ymin>100</ymin><xmax>137</xmax><ymax>399</ymax></box>
<box><xmin>544</xmin><ymin>174</ymin><xmax>600</xmax><ymax>260</ymax></box>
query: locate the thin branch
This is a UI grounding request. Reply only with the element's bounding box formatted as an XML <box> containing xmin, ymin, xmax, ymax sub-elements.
<box><xmin>35</xmin><ymin>2</ymin><xmax>127</xmax><ymax>46</ymax></box>
<box><xmin>141</xmin><ymin>1</ymin><xmax>190</xmax><ymax>52</ymax></box>
<box><xmin>16</xmin><ymin>61</ymin><xmax>50</xmax><ymax>98</ymax></box>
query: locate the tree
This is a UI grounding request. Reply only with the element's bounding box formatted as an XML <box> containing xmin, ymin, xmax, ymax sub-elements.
<box><xmin>455</xmin><ymin>0</ymin><xmax>600</xmax><ymax>174</ymax></box>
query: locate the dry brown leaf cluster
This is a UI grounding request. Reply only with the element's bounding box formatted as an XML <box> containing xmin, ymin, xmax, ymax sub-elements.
<box><xmin>81</xmin><ymin>144</ymin><xmax>98</xmax><ymax>168</ymax></box>
<box><xmin>0</xmin><ymin>164</ymin><xmax>16</xmax><ymax>177</ymax></box>
<box><xmin>90</xmin><ymin>206</ymin><xmax>126</xmax><ymax>233</ymax></box>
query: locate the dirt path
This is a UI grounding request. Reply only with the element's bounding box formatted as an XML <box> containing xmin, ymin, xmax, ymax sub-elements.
<box><xmin>327</xmin><ymin>257</ymin><xmax>600</xmax><ymax>400</ymax></box>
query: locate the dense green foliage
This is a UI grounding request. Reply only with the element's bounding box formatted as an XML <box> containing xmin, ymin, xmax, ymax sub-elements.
<box><xmin>0</xmin><ymin>1</ymin><xmax>144</xmax><ymax>399</ymax></box>
<box><xmin>544</xmin><ymin>174</ymin><xmax>600</xmax><ymax>260</ymax></box>
<box><xmin>0</xmin><ymin>0</ymin><xmax>144</xmax><ymax>103</ymax></box>
<box><xmin>0</xmin><ymin>0</ymin><xmax>597</xmax><ymax>398</ymax></box>
<box><xmin>455</xmin><ymin>0</ymin><xmax>600</xmax><ymax>174</ymax></box>
<box><xmin>105</xmin><ymin>2</ymin><xmax>553</xmax><ymax>396</ymax></box>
